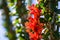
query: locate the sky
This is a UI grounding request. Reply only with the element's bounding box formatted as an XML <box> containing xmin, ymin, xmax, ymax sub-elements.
<box><xmin>0</xmin><ymin>9</ymin><xmax>9</xmax><ymax>40</ymax></box>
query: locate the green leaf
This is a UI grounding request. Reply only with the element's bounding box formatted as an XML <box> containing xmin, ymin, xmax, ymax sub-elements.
<box><xmin>20</xmin><ymin>37</ymin><xmax>25</xmax><ymax>40</ymax></box>
<box><xmin>39</xmin><ymin>3</ymin><xmax>44</xmax><ymax>8</ymax></box>
<box><xmin>48</xmin><ymin>17</ymin><xmax>52</xmax><ymax>21</ymax></box>
<box><xmin>8</xmin><ymin>3</ymin><xmax>14</xmax><ymax>7</ymax></box>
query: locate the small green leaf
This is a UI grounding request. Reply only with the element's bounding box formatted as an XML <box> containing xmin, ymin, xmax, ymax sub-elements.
<box><xmin>39</xmin><ymin>3</ymin><xmax>44</xmax><ymax>7</ymax></box>
<box><xmin>48</xmin><ymin>17</ymin><xmax>52</xmax><ymax>21</ymax></box>
<box><xmin>20</xmin><ymin>37</ymin><xmax>25</xmax><ymax>40</ymax></box>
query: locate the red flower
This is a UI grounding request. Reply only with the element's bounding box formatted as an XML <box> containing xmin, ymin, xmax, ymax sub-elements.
<box><xmin>25</xmin><ymin>4</ymin><xmax>44</xmax><ymax>40</ymax></box>
<box><xmin>29</xmin><ymin>32</ymin><xmax>38</xmax><ymax>40</ymax></box>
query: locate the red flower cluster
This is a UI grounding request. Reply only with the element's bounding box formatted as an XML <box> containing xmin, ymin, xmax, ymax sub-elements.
<box><xmin>25</xmin><ymin>4</ymin><xmax>44</xmax><ymax>40</ymax></box>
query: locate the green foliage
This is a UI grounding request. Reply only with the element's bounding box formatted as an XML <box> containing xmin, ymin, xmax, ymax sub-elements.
<box><xmin>1</xmin><ymin>0</ymin><xmax>60</xmax><ymax>40</ymax></box>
